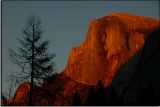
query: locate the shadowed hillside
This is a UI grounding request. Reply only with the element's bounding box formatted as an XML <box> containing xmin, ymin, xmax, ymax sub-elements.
<box><xmin>111</xmin><ymin>27</ymin><xmax>160</xmax><ymax>105</ymax></box>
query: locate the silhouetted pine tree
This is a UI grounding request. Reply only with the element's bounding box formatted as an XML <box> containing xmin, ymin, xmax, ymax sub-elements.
<box><xmin>96</xmin><ymin>80</ymin><xmax>106</xmax><ymax>105</ymax></box>
<box><xmin>72</xmin><ymin>91</ymin><xmax>82</xmax><ymax>106</ymax></box>
<box><xmin>9</xmin><ymin>15</ymin><xmax>56</xmax><ymax>105</ymax></box>
<box><xmin>85</xmin><ymin>86</ymin><xmax>96</xmax><ymax>105</ymax></box>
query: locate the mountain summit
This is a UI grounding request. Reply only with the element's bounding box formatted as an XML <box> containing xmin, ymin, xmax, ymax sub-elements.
<box><xmin>64</xmin><ymin>13</ymin><xmax>159</xmax><ymax>86</ymax></box>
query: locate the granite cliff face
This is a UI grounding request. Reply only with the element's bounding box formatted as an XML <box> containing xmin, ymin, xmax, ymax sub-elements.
<box><xmin>65</xmin><ymin>13</ymin><xmax>159</xmax><ymax>86</ymax></box>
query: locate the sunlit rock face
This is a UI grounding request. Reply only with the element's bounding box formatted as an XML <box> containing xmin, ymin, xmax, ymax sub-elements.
<box><xmin>65</xmin><ymin>13</ymin><xmax>160</xmax><ymax>86</ymax></box>
<box><xmin>11</xmin><ymin>82</ymin><xmax>30</xmax><ymax>105</ymax></box>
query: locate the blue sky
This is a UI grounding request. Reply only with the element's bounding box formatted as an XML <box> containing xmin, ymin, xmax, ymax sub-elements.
<box><xmin>2</xmin><ymin>0</ymin><xmax>159</xmax><ymax>98</ymax></box>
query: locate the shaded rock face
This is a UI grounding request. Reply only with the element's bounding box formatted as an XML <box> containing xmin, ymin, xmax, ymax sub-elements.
<box><xmin>123</xmin><ymin>28</ymin><xmax>160</xmax><ymax>105</ymax></box>
<box><xmin>65</xmin><ymin>13</ymin><xmax>159</xmax><ymax>86</ymax></box>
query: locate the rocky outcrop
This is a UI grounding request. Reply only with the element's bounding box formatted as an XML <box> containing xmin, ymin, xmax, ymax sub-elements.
<box><xmin>65</xmin><ymin>13</ymin><xmax>159</xmax><ymax>86</ymax></box>
<box><xmin>10</xmin><ymin>82</ymin><xmax>30</xmax><ymax>105</ymax></box>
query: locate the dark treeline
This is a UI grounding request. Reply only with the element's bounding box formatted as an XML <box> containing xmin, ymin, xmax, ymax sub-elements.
<box><xmin>72</xmin><ymin>80</ymin><xmax>160</xmax><ymax>106</ymax></box>
<box><xmin>73</xmin><ymin>80</ymin><xmax>124</xmax><ymax>106</ymax></box>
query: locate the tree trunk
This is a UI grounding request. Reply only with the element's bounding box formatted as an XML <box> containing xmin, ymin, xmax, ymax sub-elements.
<box><xmin>29</xmin><ymin>19</ymin><xmax>35</xmax><ymax>106</ymax></box>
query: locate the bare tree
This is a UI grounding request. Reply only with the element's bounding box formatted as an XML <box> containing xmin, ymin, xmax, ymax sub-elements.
<box><xmin>9</xmin><ymin>15</ymin><xmax>56</xmax><ymax>105</ymax></box>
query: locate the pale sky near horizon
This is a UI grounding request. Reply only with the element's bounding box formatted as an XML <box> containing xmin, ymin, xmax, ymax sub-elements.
<box><xmin>2</xmin><ymin>0</ymin><xmax>159</xmax><ymax>98</ymax></box>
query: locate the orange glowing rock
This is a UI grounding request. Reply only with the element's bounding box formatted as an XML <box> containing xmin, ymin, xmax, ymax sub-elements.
<box><xmin>64</xmin><ymin>13</ymin><xmax>160</xmax><ymax>86</ymax></box>
<box><xmin>10</xmin><ymin>82</ymin><xmax>30</xmax><ymax>105</ymax></box>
